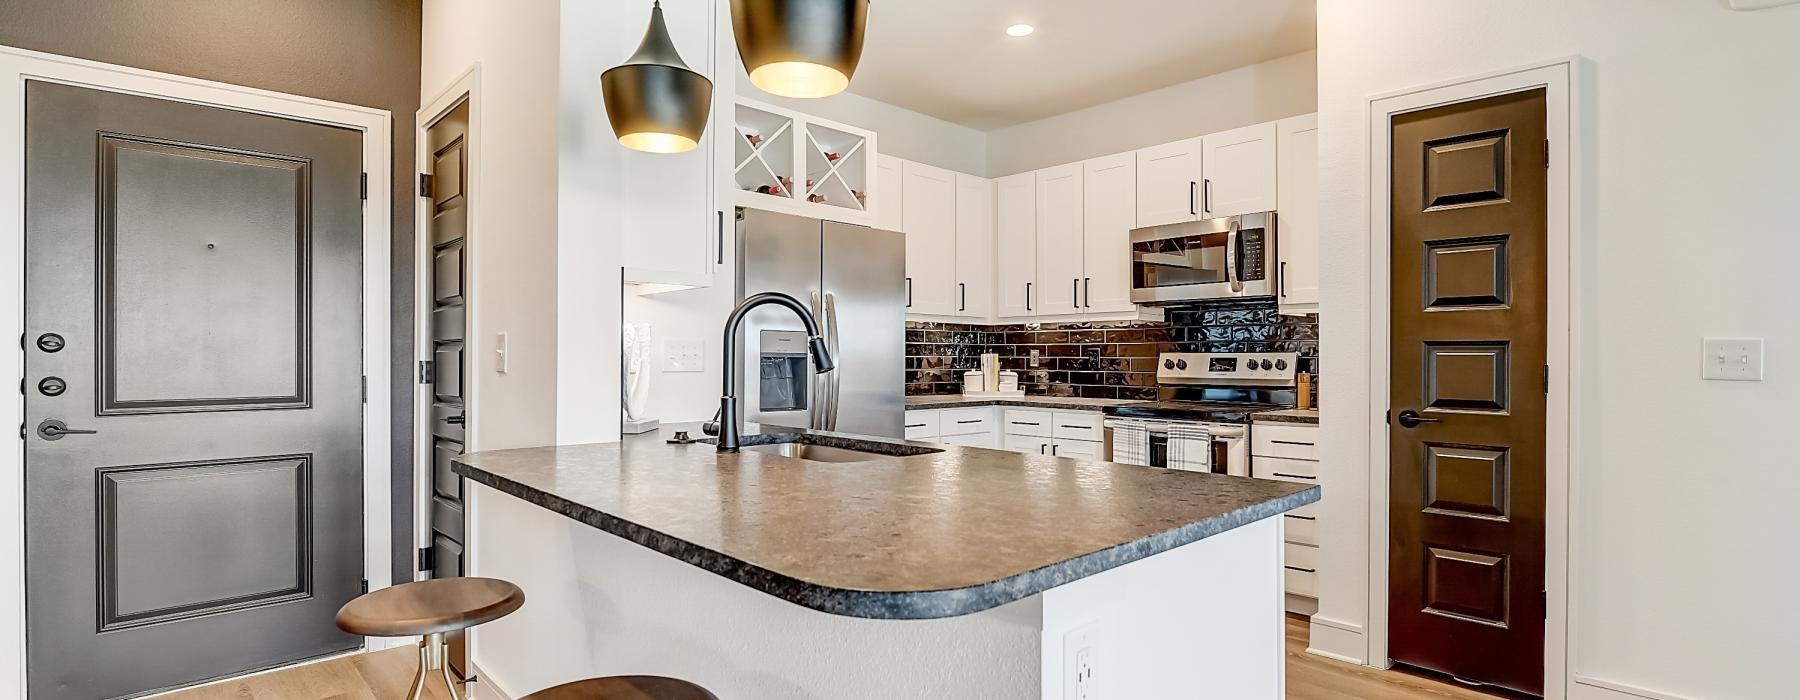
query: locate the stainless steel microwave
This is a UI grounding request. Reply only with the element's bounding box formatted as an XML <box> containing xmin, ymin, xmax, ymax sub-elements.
<box><xmin>1128</xmin><ymin>212</ymin><xmax>1276</xmax><ymax>305</ymax></box>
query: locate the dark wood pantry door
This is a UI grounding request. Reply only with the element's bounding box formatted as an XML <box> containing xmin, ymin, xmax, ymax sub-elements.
<box><xmin>1388</xmin><ymin>88</ymin><xmax>1548</xmax><ymax>696</ymax></box>
<box><xmin>23</xmin><ymin>81</ymin><xmax>366</xmax><ymax>699</ymax></box>
<box><xmin>422</xmin><ymin>97</ymin><xmax>472</xmax><ymax>676</ymax></box>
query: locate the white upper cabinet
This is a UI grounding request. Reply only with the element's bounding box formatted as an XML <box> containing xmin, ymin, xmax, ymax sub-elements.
<box><xmin>1277</xmin><ymin>113</ymin><xmax>1320</xmax><ymax>312</ymax></box>
<box><xmin>1135</xmin><ymin>136</ymin><xmax>1205</xmax><ymax>228</ymax></box>
<box><xmin>1082</xmin><ymin>153</ymin><xmax>1136</xmax><ymax>314</ymax></box>
<box><xmin>621</xmin><ymin>0</ymin><xmax>729</xmax><ymax>288</ymax></box>
<box><xmin>874</xmin><ymin>153</ymin><xmax>904</xmax><ymax>232</ymax></box>
<box><xmin>1201</xmin><ymin>122</ymin><xmax>1278</xmax><ymax>217</ymax></box>
<box><xmin>995</xmin><ymin>172</ymin><xmax>1037</xmax><ymax>319</ymax></box>
<box><xmin>1034</xmin><ymin>164</ymin><xmax>1085</xmax><ymax>316</ymax></box>
<box><xmin>901</xmin><ymin>160</ymin><xmax>958</xmax><ymax>316</ymax></box>
<box><xmin>954</xmin><ymin>173</ymin><xmax>995</xmax><ymax>319</ymax></box>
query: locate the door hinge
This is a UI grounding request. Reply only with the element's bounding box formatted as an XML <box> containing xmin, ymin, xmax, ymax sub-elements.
<box><xmin>1543</xmin><ymin>364</ymin><xmax>1550</xmax><ymax>393</ymax></box>
<box><xmin>1543</xmin><ymin>590</ymin><xmax>1549</xmax><ymax>619</ymax></box>
<box><xmin>360</xmin><ymin>578</ymin><xmax>369</xmax><ymax>594</ymax></box>
<box><xmin>417</xmin><ymin>546</ymin><xmax>435</xmax><ymax>573</ymax></box>
<box><xmin>418</xmin><ymin>173</ymin><xmax>433</xmax><ymax>198</ymax></box>
<box><xmin>361</xmin><ymin>375</ymin><xmax>368</xmax><ymax>403</ymax></box>
<box><xmin>1544</xmin><ymin>140</ymin><xmax>1551</xmax><ymax>169</ymax></box>
<box><xmin>418</xmin><ymin>360</ymin><xmax>434</xmax><ymax>385</ymax></box>
<box><xmin>359</xmin><ymin>172</ymin><xmax>369</xmax><ymax>200</ymax></box>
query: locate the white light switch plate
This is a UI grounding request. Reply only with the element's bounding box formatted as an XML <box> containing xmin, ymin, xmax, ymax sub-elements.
<box><xmin>664</xmin><ymin>340</ymin><xmax>703</xmax><ymax>373</ymax></box>
<box><xmin>1702</xmin><ymin>337</ymin><xmax>1763</xmax><ymax>381</ymax></box>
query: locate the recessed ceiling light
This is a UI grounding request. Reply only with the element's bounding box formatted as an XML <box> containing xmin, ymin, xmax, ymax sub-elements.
<box><xmin>1005</xmin><ymin>24</ymin><xmax>1035</xmax><ymax>38</ymax></box>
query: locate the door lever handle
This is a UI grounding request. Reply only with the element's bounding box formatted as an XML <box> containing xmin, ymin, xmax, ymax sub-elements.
<box><xmin>37</xmin><ymin>419</ymin><xmax>97</xmax><ymax>441</ymax></box>
<box><xmin>1394</xmin><ymin>409</ymin><xmax>1440</xmax><ymax>429</ymax></box>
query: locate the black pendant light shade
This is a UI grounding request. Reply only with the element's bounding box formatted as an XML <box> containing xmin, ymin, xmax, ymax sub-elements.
<box><xmin>732</xmin><ymin>0</ymin><xmax>870</xmax><ymax>99</ymax></box>
<box><xmin>603</xmin><ymin>1</ymin><xmax>714</xmax><ymax>153</ymax></box>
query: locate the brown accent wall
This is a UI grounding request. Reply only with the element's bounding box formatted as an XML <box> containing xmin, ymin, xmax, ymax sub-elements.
<box><xmin>0</xmin><ymin>0</ymin><xmax>423</xmax><ymax>584</ymax></box>
<box><xmin>907</xmin><ymin>299</ymin><xmax>1320</xmax><ymax>401</ymax></box>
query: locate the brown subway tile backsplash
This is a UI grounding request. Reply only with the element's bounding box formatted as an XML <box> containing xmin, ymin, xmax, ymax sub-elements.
<box><xmin>905</xmin><ymin>298</ymin><xmax>1320</xmax><ymax>401</ymax></box>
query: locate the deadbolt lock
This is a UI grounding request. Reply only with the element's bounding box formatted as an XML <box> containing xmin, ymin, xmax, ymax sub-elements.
<box><xmin>37</xmin><ymin>377</ymin><xmax>66</xmax><ymax>397</ymax></box>
<box><xmin>36</xmin><ymin>333</ymin><xmax>65</xmax><ymax>353</ymax></box>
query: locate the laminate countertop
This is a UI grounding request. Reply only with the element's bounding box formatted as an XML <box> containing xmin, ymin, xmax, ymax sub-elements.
<box><xmin>1251</xmin><ymin>408</ymin><xmax>1321</xmax><ymax>425</ymax></box>
<box><xmin>453</xmin><ymin>424</ymin><xmax>1317</xmax><ymax>620</ymax></box>
<box><xmin>903</xmin><ymin>395</ymin><xmax>1144</xmax><ymax>411</ymax></box>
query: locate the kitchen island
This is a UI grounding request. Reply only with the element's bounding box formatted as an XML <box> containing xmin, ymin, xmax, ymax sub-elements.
<box><xmin>452</xmin><ymin>425</ymin><xmax>1317</xmax><ymax>699</ymax></box>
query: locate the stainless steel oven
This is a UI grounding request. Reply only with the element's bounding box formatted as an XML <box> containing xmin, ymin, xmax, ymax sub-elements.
<box><xmin>1129</xmin><ymin>212</ymin><xmax>1276</xmax><ymax>304</ymax></box>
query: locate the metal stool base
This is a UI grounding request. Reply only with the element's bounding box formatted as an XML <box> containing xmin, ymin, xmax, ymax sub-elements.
<box><xmin>407</xmin><ymin>632</ymin><xmax>462</xmax><ymax>700</ymax></box>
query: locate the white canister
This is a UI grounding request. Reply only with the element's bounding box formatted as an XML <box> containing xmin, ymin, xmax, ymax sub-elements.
<box><xmin>998</xmin><ymin>370</ymin><xmax>1019</xmax><ymax>392</ymax></box>
<box><xmin>963</xmin><ymin>371</ymin><xmax>984</xmax><ymax>394</ymax></box>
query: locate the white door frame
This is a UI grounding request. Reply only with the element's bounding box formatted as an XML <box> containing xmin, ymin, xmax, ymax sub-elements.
<box><xmin>411</xmin><ymin>66</ymin><xmax>484</xmax><ymax>577</ymax></box>
<box><xmin>1364</xmin><ymin>57</ymin><xmax>1584</xmax><ymax>699</ymax></box>
<box><xmin>0</xmin><ymin>45</ymin><xmax>397</xmax><ymax>695</ymax></box>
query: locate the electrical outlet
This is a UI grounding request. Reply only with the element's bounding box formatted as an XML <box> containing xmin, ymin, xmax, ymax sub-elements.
<box><xmin>1702</xmin><ymin>337</ymin><xmax>1763</xmax><ymax>381</ymax></box>
<box><xmin>1063</xmin><ymin>621</ymin><xmax>1100</xmax><ymax>700</ymax></box>
<box><xmin>1029</xmin><ymin>348</ymin><xmax>1042</xmax><ymax>368</ymax></box>
<box><xmin>664</xmin><ymin>340</ymin><xmax>704</xmax><ymax>373</ymax></box>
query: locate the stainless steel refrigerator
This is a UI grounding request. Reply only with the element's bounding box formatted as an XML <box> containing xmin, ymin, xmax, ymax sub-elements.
<box><xmin>736</xmin><ymin>208</ymin><xmax>905</xmax><ymax>439</ymax></box>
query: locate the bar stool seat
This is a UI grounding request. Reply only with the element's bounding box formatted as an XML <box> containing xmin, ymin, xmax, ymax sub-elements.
<box><xmin>337</xmin><ymin>577</ymin><xmax>525</xmax><ymax>700</ymax></box>
<box><xmin>521</xmin><ymin>676</ymin><xmax>718</xmax><ymax>700</ymax></box>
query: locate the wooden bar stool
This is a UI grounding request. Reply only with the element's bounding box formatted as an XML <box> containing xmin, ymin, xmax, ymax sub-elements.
<box><xmin>521</xmin><ymin>676</ymin><xmax>718</xmax><ymax>700</ymax></box>
<box><xmin>336</xmin><ymin>577</ymin><xmax>525</xmax><ymax>700</ymax></box>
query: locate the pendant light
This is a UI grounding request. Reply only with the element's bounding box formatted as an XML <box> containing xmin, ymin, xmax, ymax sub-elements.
<box><xmin>602</xmin><ymin>1</ymin><xmax>714</xmax><ymax>153</ymax></box>
<box><xmin>732</xmin><ymin>0</ymin><xmax>870</xmax><ymax>99</ymax></box>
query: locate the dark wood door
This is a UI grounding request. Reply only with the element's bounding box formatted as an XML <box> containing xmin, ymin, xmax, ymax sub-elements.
<box><xmin>1388</xmin><ymin>88</ymin><xmax>1547</xmax><ymax>696</ymax></box>
<box><xmin>23</xmin><ymin>81</ymin><xmax>365</xmax><ymax>698</ymax></box>
<box><xmin>424</xmin><ymin>97</ymin><xmax>472</xmax><ymax>676</ymax></box>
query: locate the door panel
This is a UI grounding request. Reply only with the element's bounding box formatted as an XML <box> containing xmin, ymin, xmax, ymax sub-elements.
<box><xmin>953</xmin><ymin>173</ymin><xmax>994</xmax><ymax>318</ymax></box>
<box><xmin>1134</xmin><ymin>136</ymin><xmax>1204</xmax><ymax>227</ymax></box>
<box><xmin>423</xmin><ymin>99</ymin><xmax>472</xmax><ymax>675</ymax></box>
<box><xmin>1034</xmin><ymin>164</ymin><xmax>1084</xmax><ymax>316</ymax></box>
<box><xmin>1277</xmin><ymin>114</ymin><xmax>1320</xmax><ymax>309</ymax></box>
<box><xmin>1202</xmin><ymin>122</ymin><xmax>1277</xmax><ymax>217</ymax></box>
<box><xmin>995</xmin><ymin>172</ymin><xmax>1037</xmax><ymax>318</ymax></box>
<box><xmin>738</xmin><ymin>208</ymin><xmax>824</xmax><ymax>433</ymax></box>
<box><xmin>823</xmin><ymin>222</ymin><xmax>905</xmax><ymax>438</ymax></box>
<box><xmin>24</xmin><ymin>81</ymin><xmax>364</xmax><ymax>699</ymax></box>
<box><xmin>1388</xmin><ymin>88</ymin><xmax>1547</xmax><ymax>695</ymax></box>
<box><xmin>901</xmin><ymin>160</ymin><xmax>957</xmax><ymax>315</ymax></box>
<box><xmin>1082</xmin><ymin>153</ymin><xmax>1136</xmax><ymax>313</ymax></box>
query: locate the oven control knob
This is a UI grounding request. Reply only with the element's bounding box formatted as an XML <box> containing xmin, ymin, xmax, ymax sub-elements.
<box><xmin>1275</xmin><ymin>359</ymin><xmax>1288</xmax><ymax>370</ymax></box>
<box><xmin>1164</xmin><ymin>359</ymin><xmax>1176</xmax><ymax>370</ymax></box>
<box><xmin>1260</xmin><ymin>359</ymin><xmax>1274</xmax><ymax>370</ymax></box>
<box><xmin>1175</xmin><ymin>359</ymin><xmax>1188</xmax><ymax>370</ymax></box>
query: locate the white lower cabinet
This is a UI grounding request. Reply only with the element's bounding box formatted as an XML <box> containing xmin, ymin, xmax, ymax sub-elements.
<box><xmin>905</xmin><ymin>407</ymin><xmax>1000</xmax><ymax>447</ymax></box>
<box><xmin>1253</xmin><ymin>421</ymin><xmax>1322</xmax><ymax>613</ymax></box>
<box><xmin>1051</xmin><ymin>438</ymin><xmax>1103</xmax><ymax>460</ymax></box>
<box><xmin>943</xmin><ymin>432</ymin><xmax>999</xmax><ymax>449</ymax></box>
<box><xmin>1002</xmin><ymin>408</ymin><xmax>1104</xmax><ymax>458</ymax></box>
<box><xmin>1004</xmin><ymin>433</ymin><xmax>1054</xmax><ymax>455</ymax></box>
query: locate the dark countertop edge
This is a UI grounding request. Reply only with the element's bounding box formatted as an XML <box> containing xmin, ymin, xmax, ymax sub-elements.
<box><xmin>1252</xmin><ymin>411</ymin><xmax>1320</xmax><ymax>425</ymax></box>
<box><xmin>453</xmin><ymin>459</ymin><xmax>1319</xmax><ymax>621</ymax></box>
<box><xmin>902</xmin><ymin>398</ymin><xmax>1133</xmax><ymax>411</ymax></box>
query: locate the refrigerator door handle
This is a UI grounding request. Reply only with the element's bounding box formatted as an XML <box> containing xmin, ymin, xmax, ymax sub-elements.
<box><xmin>823</xmin><ymin>291</ymin><xmax>842</xmax><ymax>431</ymax></box>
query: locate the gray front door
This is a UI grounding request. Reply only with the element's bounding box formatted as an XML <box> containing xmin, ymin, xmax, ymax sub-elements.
<box><xmin>24</xmin><ymin>81</ymin><xmax>366</xmax><ymax>698</ymax></box>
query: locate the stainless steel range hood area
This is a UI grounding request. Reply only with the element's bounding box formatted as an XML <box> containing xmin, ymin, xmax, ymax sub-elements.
<box><xmin>1128</xmin><ymin>212</ymin><xmax>1277</xmax><ymax>305</ymax></box>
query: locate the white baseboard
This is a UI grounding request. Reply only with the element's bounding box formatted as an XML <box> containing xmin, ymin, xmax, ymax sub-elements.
<box><xmin>468</xmin><ymin>662</ymin><xmax>518</xmax><ymax>700</ymax></box>
<box><xmin>1284</xmin><ymin>593</ymin><xmax>1319</xmax><ymax>616</ymax></box>
<box><xmin>1304</xmin><ymin>614</ymin><xmax>1366</xmax><ymax>665</ymax></box>
<box><xmin>1573</xmin><ymin>674</ymin><xmax>1699</xmax><ymax>700</ymax></box>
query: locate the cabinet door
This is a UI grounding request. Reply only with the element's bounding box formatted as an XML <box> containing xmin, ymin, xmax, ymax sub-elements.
<box><xmin>874</xmin><ymin>153</ymin><xmax>904</xmax><ymax>232</ymax></box>
<box><xmin>1034</xmin><ymin>163</ymin><xmax>1084</xmax><ymax>316</ymax></box>
<box><xmin>621</xmin><ymin>0</ymin><xmax>719</xmax><ymax>287</ymax></box>
<box><xmin>1003</xmin><ymin>433</ymin><xmax>1053</xmax><ymax>455</ymax></box>
<box><xmin>902</xmin><ymin>160</ymin><xmax>958</xmax><ymax>316</ymax></box>
<box><xmin>1276</xmin><ymin>114</ymin><xmax>1320</xmax><ymax>311</ymax></box>
<box><xmin>1082</xmin><ymin>153</ymin><xmax>1136</xmax><ymax>314</ymax></box>
<box><xmin>1134</xmin><ymin>136</ymin><xmax>1204</xmax><ymax>227</ymax></box>
<box><xmin>943</xmin><ymin>431</ymin><xmax>999</xmax><ymax>449</ymax></box>
<box><xmin>1202</xmin><ymin>122</ymin><xmax>1278</xmax><ymax>217</ymax></box>
<box><xmin>1052</xmin><ymin>439</ymin><xmax>1104</xmax><ymax>461</ymax></box>
<box><xmin>954</xmin><ymin>173</ymin><xmax>995</xmax><ymax>319</ymax></box>
<box><xmin>995</xmin><ymin>172</ymin><xmax>1037</xmax><ymax>319</ymax></box>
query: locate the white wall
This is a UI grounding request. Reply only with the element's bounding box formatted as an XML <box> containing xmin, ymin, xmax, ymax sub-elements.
<box><xmin>421</xmin><ymin>0</ymin><xmax>561</xmax><ymax>453</ymax></box>
<box><xmin>986</xmin><ymin>51</ymin><xmax>1317</xmax><ymax>176</ymax></box>
<box><xmin>1314</xmin><ymin>2</ymin><xmax>1800</xmax><ymax>699</ymax></box>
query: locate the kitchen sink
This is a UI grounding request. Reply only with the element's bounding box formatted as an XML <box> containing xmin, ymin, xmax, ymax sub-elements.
<box><xmin>735</xmin><ymin>434</ymin><xmax>942</xmax><ymax>463</ymax></box>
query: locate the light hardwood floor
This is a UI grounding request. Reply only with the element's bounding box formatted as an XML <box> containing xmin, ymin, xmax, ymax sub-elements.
<box><xmin>157</xmin><ymin>617</ymin><xmax>1518</xmax><ymax>699</ymax></box>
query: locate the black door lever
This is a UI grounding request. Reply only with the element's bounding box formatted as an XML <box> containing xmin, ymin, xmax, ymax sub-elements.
<box><xmin>1394</xmin><ymin>410</ymin><xmax>1440</xmax><ymax>429</ymax></box>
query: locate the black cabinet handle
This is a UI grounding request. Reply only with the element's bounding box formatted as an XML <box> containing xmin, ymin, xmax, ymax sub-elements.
<box><xmin>1083</xmin><ymin>278</ymin><xmax>1091</xmax><ymax>307</ymax></box>
<box><xmin>1280</xmin><ymin>261</ymin><xmax>1287</xmax><ymax>297</ymax></box>
<box><xmin>905</xmin><ymin>277</ymin><xmax>912</xmax><ymax>308</ymax></box>
<box><xmin>1271</xmin><ymin>440</ymin><xmax>1314</xmax><ymax>446</ymax></box>
<box><xmin>1203</xmin><ymin>178</ymin><xmax>1212</xmax><ymax>214</ymax></box>
<box><xmin>959</xmin><ymin>283</ymin><xmax>966</xmax><ymax>311</ymax></box>
<box><xmin>1271</xmin><ymin>472</ymin><xmax>1315</xmax><ymax>480</ymax></box>
<box><xmin>1010</xmin><ymin>421</ymin><xmax>1041</xmax><ymax>426</ymax></box>
<box><xmin>955</xmin><ymin>419</ymin><xmax>981</xmax><ymax>425</ymax></box>
<box><xmin>1284</xmin><ymin>565</ymin><xmax>1317</xmax><ymax>574</ymax></box>
<box><xmin>1071</xmin><ymin>278</ymin><xmax>1078</xmax><ymax>307</ymax></box>
<box><xmin>1189</xmin><ymin>181</ymin><xmax>1198</xmax><ymax>216</ymax></box>
<box><xmin>1026</xmin><ymin>282</ymin><xmax>1033</xmax><ymax>312</ymax></box>
<box><xmin>905</xmin><ymin>423</ymin><xmax>927</xmax><ymax>429</ymax></box>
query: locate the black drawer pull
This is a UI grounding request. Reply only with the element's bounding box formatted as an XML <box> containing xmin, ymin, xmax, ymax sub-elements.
<box><xmin>955</xmin><ymin>419</ymin><xmax>982</xmax><ymax>424</ymax></box>
<box><xmin>1284</xmin><ymin>514</ymin><xmax>1316</xmax><ymax>521</ymax></box>
<box><xmin>1271</xmin><ymin>472</ymin><xmax>1315</xmax><ymax>480</ymax></box>
<box><xmin>1059</xmin><ymin>425</ymin><xmax>1091</xmax><ymax>430</ymax></box>
<box><xmin>1010</xmin><ymin>421</ymin><xmax>1041</xmax><ymax>426</ymax></box>
<box><xmin>905</xmin><ymin>423</ymin><xmax>927</xmax><ymax>429</ymax></box>
<box><xmin>1270</xmin><ymin>440</ymin><xmax>1314</xmax><ymax>446</ymax></box>
<box><xmin>1283</xmin><ymin>565</ymin><xmax>1317</xmax><ymax>574</ymax></box>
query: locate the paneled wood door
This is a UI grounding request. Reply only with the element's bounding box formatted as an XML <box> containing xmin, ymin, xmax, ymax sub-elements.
<box><xmin>423</xmin><ymin>98</ymin><xmax>474</xmax><ymax>676</ymax></box>
<box><xmin>1388</xmin><ymin>88</ymin><xmax>1548</xmax><ymax>696</ymax></box>
<box><xmin>22</xmin><ymin>81</ymin><xmax>365</xmax><ymax>699</ymax></box>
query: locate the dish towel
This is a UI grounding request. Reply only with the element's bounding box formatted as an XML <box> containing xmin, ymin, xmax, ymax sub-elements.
<box><xmin>1167</xmin><ymin>424</ymin><xmax>1213</xmax><ymax>473</ymax></box>
<box><xmin>1111</xmin><ymin>422</ymin><xmax>1151</xmax><ymax>466</ymax></box>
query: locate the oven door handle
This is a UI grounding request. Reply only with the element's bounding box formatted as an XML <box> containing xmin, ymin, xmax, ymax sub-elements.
<box><xmin>1224</xmin><ymin>218</ymin><xmax>1244</xmax><ymax>294</ymax></box>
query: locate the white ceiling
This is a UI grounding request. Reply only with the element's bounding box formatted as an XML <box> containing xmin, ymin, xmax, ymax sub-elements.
<box><xmin>847</xmin><ymin>0</ymin><xmax>1317</xmax><ymax>130</ymax></box>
